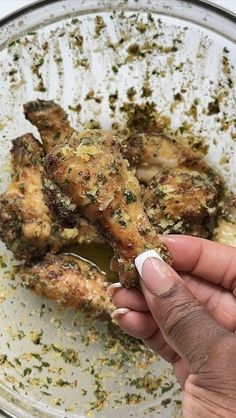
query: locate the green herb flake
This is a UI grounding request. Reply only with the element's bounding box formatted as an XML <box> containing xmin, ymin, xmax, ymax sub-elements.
<box><xmin>95</xmin><ymin>16</ymin><xmax>107</xmax><ymax>37</ymax></box>
<box><xmin>81</xmin><ymin>389</ymin><xmax>87</xmax><ymax>396</ymax></box>
<box><xmin>129</xmin><ymin>373</ymin><xmax>161</xmax><ymax>394</ymax></box>
<box><xmin>17</xmin><ymin>330</ymin><xmax>26</xmax><ymax>340</ymax></box>
<box><xmin>14</xmin><ymin>357</ymin><xmax>21</xmax><ymax>366</ymax></box>
<box><xmin>23</xmin><ymin>367</ymin><xmax>32</xmax><ymax>376</ymax></box>
<box><xmin>53</xmin><ymin>132</ymin><xmax>61</xmax><ymax>141</ymax></box>
<box><xmin>124</xmin><ymin>190</ymin><xmax>137</xmax><ymax>204</ymax></box>
<box><xmin>127</xmin><ymin>87</ymin><xmax>137</xmax><ymax>101</ymax></box>
<box><xmin>161</xmin><ymin>382</ymin><xmax>175</xmax><ymax>394</ymax></box>
<box><xmin>112</xmin><ymin>65</ymin><xmax>118</xmax><ymax>74</ymax></box>
<box><xmin>13</xmin><ymin>53</ymin><xmax>19</xmax><ymax>62</ymax></box>
<box><xmin>0</xmin><ymin>354</ymin><xmax>7</xmax><ymax>365</ymax></box>
<box><xmin>68</xmin><ymin>104</ymin><xmax>82</xmax><ymax>112</ymax></box>
<box><xmin>56</xmin><ymin>379</ymin><xmax>70</xmax><ymax>387</ymax></box>
<box><xmin>162</xmin><ymin>398</ymin><xmax>171</xmax><ymax>407</ymax></box>
<box><xmin>19</xmin><ymin>183</ymin><xmax>25</xmax><ymax>193</ymax></box>
<box><xmin>85</xmin><ymin>191</ymin><xmax>97</xmax><ymax>203</ymax></box>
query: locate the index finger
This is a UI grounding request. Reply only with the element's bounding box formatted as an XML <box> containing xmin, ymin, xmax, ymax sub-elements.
<box><xmin>163</xmin><ymin>235</ymin><xmax>236</xmax><ymax>291</ymax></box>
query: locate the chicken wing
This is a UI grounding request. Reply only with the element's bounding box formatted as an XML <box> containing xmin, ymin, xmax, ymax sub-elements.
<box><xmin>26</xmin><ymin>116</ymin><xmax>170</xmax><ymax>287</ymax></box>
<box><xmin>18</xmin><ymin>253</ymin><xmax>112</xmax><ymax>319</ymax></box>
<box><xmin>122</xmin><ymin>132</ymin><xmax>222</xmax><ymax>238</ymax></box>
<box><xmin>121</xmin><ymin>132</ymin><xmax>211</xmax><ymax>184</ymax></box>
<box><xmin>143</xmin><ymin>168</ymin><xmax>222</xmax><ymax>238</ymax></box>
<box><xmin>0</xmin><ymin>134</ymin><xmax>101</xmax><ymax>261</ymax></box>
<box><xmin>24</xmin><ymin>100</ymin><xmax>74</xmax><ymax>153</ymax></box>
<box><xmin>0</xmin><ymin>134</ymin><xmax>53</xmax><ymax>259</ymax></box>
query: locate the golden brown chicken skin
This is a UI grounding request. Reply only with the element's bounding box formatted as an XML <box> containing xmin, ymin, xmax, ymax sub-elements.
<box><xmin>0</xmin><ymin>134</ymin><xmax>101</xmax><ymax>261</ymax></box>
<box><xmin>143</xmin><ymin>168</ymin><xmax>222</xmax><ymax>238</ymax></box>
<box><xmin>0</xmin><ymin>134</ymin><xmax>53</xmax><ymax>259</ymax></box>
<box><xmin>41</xmin><ymin>127</ymin><xmax>171</xmax><ymax>288</ymax></box>
<box><xmin>122</xmin><ymin>132</ymin><xmax>222</xmax><ymax>238</ymax></box>
<box><xmin>24</xmin><ymin>100</ymin><xmax>74</xmax><ymax>153</ymax></box>
<box><xmin>18</xmin><ymin>253</ymin><xmax>112</xmax><ymax>319</ymax></box>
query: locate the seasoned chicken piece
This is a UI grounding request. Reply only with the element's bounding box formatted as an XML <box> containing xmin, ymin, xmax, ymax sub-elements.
<box><xmin>0</xmin><ymin>134</ymin><xmax>101</xmax><ymax>260</ymax></box>
<box><xmin>49</xmin><ymin>131</ymin><xmax>169</xmax><ymax>287</ymax></box>
<box><xmin>18</xmin><ymin>253</ymin><xmax>112</xmax><ymax>319</ymax></box>
<box><xmin>0</xmin><ymin>134</ymin><xmax>53</xmax><ymax>259</ymax></box>
<box><xmin>143</xmin><ymin>168</ymin><xmax>222</xmax><ymax>238</ymax></box>
<box><xmin>43</xmin><ymin>176</ymin><xmax>103</xmax><ymax>245</ymax></box>
<box><xmin>122</xmin><ymin>132</ymin><xmax>222</xmax><ymax>239</ymax></box>
<box><xmin>40</xmin><ymin>126</ymin><xmax>171</xmax><ymax>288</ymax></box>
<box><xmin>24</xmin><ymin>100</ymin><xmax>171</xmax><ymax>286</ymax></box>
<box><xmin>24</xmin><ymin>100</ymin><xmax>74</xmax><ymax>153</ymax></box>
<box><xmin>121</xmin><ymin>133</ymin><xmax>211</xmax><ymax>184</ymax></box>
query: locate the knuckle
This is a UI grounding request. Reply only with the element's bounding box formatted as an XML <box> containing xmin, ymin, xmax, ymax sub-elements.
<box><xmin>196</xmin><ymin>335</ymin><xmax>236</xmax><ymax>390</ymax></box>
<box><xmin>210</xmin><ymin>335</ymin><xmax>236</xmax><ymax>368</ymax></box>
<box><xmin>162</xmin><ymin>298</ymin><xmax>202</xmax><ymax>341</ymax></box>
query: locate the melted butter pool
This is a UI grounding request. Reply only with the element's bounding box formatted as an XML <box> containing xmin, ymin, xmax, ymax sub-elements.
<box><xmin>64</xmin><ymin>242</ymin><xmax>118</xmax><ymax>282</ymax></box>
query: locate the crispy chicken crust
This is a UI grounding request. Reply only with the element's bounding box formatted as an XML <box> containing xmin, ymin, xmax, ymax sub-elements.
<box><xmin>18</xmin><ymin>253</ymin><xmax>112</xmax><ymax>319</ymax></box>
<box><xmin>143</xmin><ymin>168</ymin><xmax>222</xmax><ymax>238</ymax></box>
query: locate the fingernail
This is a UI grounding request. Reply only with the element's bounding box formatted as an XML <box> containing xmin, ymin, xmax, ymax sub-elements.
<box><xmin>107</xmin><ymin>282</ymin><xmax>123</xmax><ymax>297</ymax></box>
<box><xmin>135</xmin><ymin>250</ymin><xmax>164</xmax><ymax>277</ymax></box>
<box><xmin>135</xmin><ymin>251</ymin><xmax>175</xmax><ymax>296</ymax></box>
<box><xmin>111</xmin><ymin>308</ymin><xmax>131</xmax><ymax>319</ymax></box>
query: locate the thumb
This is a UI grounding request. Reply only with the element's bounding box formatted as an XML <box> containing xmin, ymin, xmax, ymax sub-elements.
<box><xmin>135</xmin><ymin>250</ymin><xmax>229</xmax><ymax>373</ymax></box>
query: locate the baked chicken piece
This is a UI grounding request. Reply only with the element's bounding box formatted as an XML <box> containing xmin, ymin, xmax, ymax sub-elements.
<box><xmin>0</xmin><ymin>134</ymin><xmax>101</xmax><ymax>261</ymax></box>
<box><xmin>121</xmin><ymin>132</ymin><xmax>213</xmax><ymax>184</ymax></box>
<box><xmin>23</xmin><ymin>100</ymin><xmax>171</xmax><ymax>287</ymax></box>
<box><xmin>24</xmin><ymin>100</ymin><xmax>75</xmax><ymax>153</ymax></box>
<box><xmin>0</xmin><ymin>134</ymin><xmax>53</xmax><ymax>259</ymax></box>
<box><xmin>143</xmin><ymin>168</ymin><xmax>222</xmax><ymax>238</ymax></box>
<box><xmin>18</xmin><ymin>253</ymin><xmax>112</xmax><ymax>319</ymax></box>
<box><xmin>122</xmin><ymin>132</ymin><xmax>222</xmax><ymax>238</ymax></box>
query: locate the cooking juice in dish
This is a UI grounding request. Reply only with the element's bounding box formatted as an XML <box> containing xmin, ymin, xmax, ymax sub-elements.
<box><xmin>65</xmin><ymin>242</ymin><xmax>118</xmax><ymax>282</ymax></box>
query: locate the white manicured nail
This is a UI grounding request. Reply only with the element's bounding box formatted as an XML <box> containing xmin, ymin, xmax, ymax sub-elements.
<box><xmin>111</xmin><ymin>308</ymin><xmax>131</xmax><ymax>319</ymax></box>
<box><xmin>107</xmin><ymin>282</ymin><xmax>123</xmax><ymax>297</ymax></box>
<box><xmin>135</xmin><ymin>250</ymin><xmax>164</xmax><ymax>278</ymax></box>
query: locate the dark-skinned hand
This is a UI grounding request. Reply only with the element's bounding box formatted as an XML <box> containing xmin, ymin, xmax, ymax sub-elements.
<box><xmin>109</xmin><ymin>236</ymin><xmax>236</xmax><ymax>418</ymax></box>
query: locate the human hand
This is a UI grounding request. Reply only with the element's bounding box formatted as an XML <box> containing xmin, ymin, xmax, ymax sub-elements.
<box><xmin>109</xmin><ymin>236</ymin><xmax>236</xmax><ymax>418</ymax></box>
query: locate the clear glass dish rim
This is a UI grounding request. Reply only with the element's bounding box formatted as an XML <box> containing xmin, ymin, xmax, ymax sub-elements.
<box><xmin>0</xmin><ymin>0</ymin><xmax>236</xmax><ymax>44</ymax></box>
<box><xmin>0</xmin><ymin>0</ymin><xmax>236</xmax><ymax>30</ymax></box>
